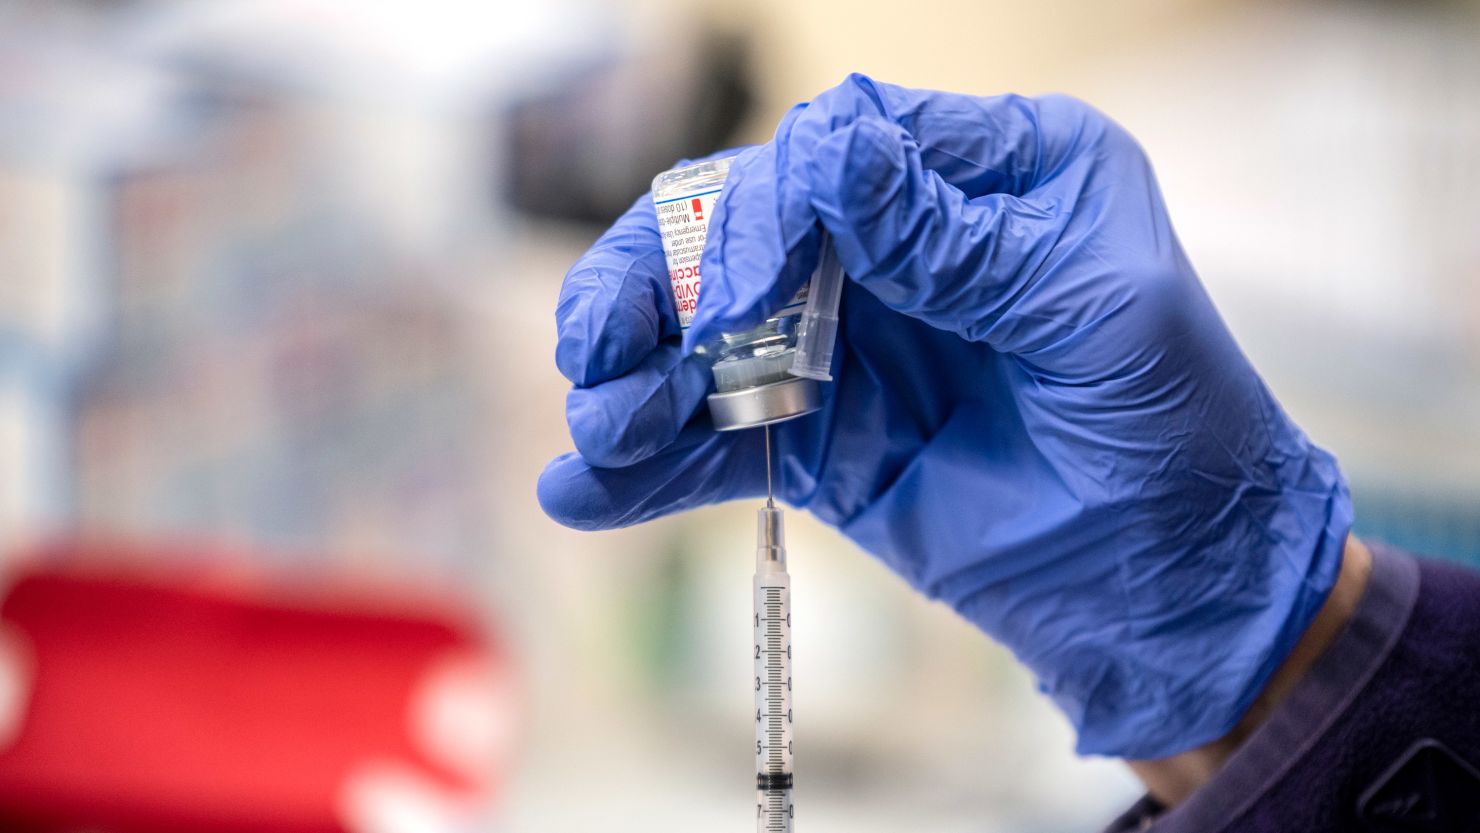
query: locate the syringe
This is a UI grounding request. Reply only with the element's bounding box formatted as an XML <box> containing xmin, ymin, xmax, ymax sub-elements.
<box><xmin>754</xmin><ymin>425</ymin><xmax>794</xmax><ymax>832</ymax></box>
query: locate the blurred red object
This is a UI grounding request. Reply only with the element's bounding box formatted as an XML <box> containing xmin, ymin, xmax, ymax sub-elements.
<box><xmin>0</xmin><ymin>539</ymin><xmax>518</xmax><ymax>833</ymax></box>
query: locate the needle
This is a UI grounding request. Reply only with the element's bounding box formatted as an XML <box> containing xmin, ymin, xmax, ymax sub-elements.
<box><xmin>764</xmin><ymin>424</ymin><xmax>774</xmax><ymax>509</ymax></box>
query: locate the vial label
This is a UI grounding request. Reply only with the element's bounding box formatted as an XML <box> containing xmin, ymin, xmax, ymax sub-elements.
<box><xmin>654</xmin><ymin>186</ymin><xmax>808</xmax><ymax>330</ymax></box>
<box><xmin>655</xmin><ymin>187</ymin><xmax>722</xmax><ymax>329</ymax></box>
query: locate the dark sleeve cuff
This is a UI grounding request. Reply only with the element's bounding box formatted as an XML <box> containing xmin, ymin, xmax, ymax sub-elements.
<box><xmin>1104</xmin><ymin>543</ymin><xmax>1480</xmax><ymax>833</ymax></box>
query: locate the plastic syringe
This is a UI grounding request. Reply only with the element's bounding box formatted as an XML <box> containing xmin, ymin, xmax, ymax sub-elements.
<box><xmin>754</xmin><ymin>426</ymin><xmax>794</xmax><ymax>832</ymax></box>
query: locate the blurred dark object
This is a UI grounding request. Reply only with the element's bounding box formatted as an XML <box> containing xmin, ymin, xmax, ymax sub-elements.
<box><xmin>504</xmin><ymin>27</ymin><xmax>755</xmax><ymax>225</ymax></box>
<box><xmin>0</xmin><ymin>539</ymin><xmax>517</xmax><ymax>833</ymax></box>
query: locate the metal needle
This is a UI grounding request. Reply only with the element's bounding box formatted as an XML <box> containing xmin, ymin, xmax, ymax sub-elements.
<box><xmin>764</xmin><ymin>424</ymin><xmax>774</xmax><ymax>508</ymax></box>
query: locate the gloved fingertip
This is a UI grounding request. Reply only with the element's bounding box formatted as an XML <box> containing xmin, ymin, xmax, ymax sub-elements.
<box><xmin>680</xmin><ymin>312</ymin><xmax>712</xmax><ymax>354</ymax></box>
<box><xmin>552</xmin><ymin>193</ymin><xmax>681</xmax><ymax>387</ymax></box>
<box><xmin>679</xmin><ymin>327</ymin><xmax>705</xmax><ymax>356</ymax></box>
<box><xmin>684</xmin><ymin>301</ymin><xmax>760</xmax><ymax>355</ymax></box>
<box><xmin>807</xmin><ymin>117</ymin><xmax>913</xmax><ymax>229</ymax></box>
<box><xmin>683</xmin><ymin>264</ymin><xmax>748</xmax><ymax>352</ymax></box>
<box><xmin>555</xmin><ymin>257</ymin><xmax>672</xmax><ymax>387</ymax></box>
<box><xmin>553</xmin><ymin>303</ymin><xmax>603</xmax><ymax>386</ymax></box>
<box><xmin>682</xmin><ymin>310</ymin><xmax>736</xmax><ymax>355</ymax></box>
<box><xmin>568</xmin><ymin>393</ymin><xmax>650</xmax><ymax>470</ymax></box>
<box><xmin>566</xmin><ymin>349</ymin><xmax>711</xmax><ymax>468</ymax></box>
<box><xmin>536</xmin><ymin>453</ymin><xmax>615</xmax><ymax>531</ymax></box>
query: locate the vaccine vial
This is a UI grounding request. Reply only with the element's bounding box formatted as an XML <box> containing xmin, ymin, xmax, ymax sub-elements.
<box><xmin>652</xmin><ymin>156</ymin><xmax>825</xmax><ymax>430</ymax></box>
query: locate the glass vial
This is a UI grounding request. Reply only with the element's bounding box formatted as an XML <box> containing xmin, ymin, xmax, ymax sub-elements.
<box><xmin>652</xmin><ymin>157</ymin><xmax>821</xmax><ymax>430</ymax></box>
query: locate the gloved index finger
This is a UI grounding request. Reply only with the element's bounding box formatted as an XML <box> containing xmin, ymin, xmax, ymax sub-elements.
<box><xmin>833</xmin><ymin>75</ymin><xmax>1105</xmax><ymax>199</ymax></box>
<box><xmin>555</xmin><ymin>195</ymin><xmax>681</xmax><ymax>387</ymax></box>
<box><xmin>684</xmin><ymin>74</ymin><xmax>1109</xmax><ymax>347</ymax></box>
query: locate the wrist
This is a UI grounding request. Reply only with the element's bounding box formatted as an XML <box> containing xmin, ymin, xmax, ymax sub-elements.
<box><xmin>1127</xmin><ymin>535</ymin><xmax>1373</xmax><ymax>806</ymax></box>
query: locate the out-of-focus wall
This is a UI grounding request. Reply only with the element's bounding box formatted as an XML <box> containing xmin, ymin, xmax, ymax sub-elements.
<box><xmin>722</xmin><ymin>0</ymin><xmax>1235</xmax><ymax>119</ymax></box>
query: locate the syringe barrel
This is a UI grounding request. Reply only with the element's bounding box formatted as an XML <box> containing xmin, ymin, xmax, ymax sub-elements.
<box><xmin>754</xmin><ymin>546</ymin><xmax>793</xmax><ymax>832</ymax></box>
<box><xmin>756</xmin><ymin>786</ymin><xmax>794</xmax><ymax>833</ymax></box>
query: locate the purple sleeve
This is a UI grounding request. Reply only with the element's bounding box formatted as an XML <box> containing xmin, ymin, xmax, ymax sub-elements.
<box><xmin>1103</xmin><ymin>543</ymin><xmax>1480</xmax><ymax>833</ymax></box>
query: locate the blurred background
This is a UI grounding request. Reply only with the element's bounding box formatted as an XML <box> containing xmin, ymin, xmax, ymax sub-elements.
<box><xmin>1</xmin><ymin>0</ymin><xmax>1478</xmax><ymax>831</ymax></box>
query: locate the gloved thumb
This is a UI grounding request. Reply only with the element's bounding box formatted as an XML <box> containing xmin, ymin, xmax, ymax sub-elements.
<box><xmin>682</xmin><ymin>143</ymin><xmax>824</xmax><ymax>354</ymax></box>
<box><xmin>807</xmin><ymin>116</ymin><xmax>1062</xmax><ymax>345</ymax></box>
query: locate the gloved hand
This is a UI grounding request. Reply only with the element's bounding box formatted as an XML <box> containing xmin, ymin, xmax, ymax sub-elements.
<box><xmin>538</xmin><ymin>74</ymin><xmax>1352</xmax><ymax>759</ymax></box>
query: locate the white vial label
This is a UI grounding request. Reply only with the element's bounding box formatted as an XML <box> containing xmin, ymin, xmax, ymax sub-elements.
<box><xmin>655</xmin><ymin>186</ymin><xmax>721</xmax><ymax>329</ymax></box>
<box><xmin>654</xmin><ymin>183</ymin><xmax>808</xmax><ymax>331</ymax></box>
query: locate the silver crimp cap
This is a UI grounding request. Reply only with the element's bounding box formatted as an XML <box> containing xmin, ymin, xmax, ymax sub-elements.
<box><xmin>707</xmin><ymin>376</ymin><xmax>820</xmax><ymax>431</ymax></box>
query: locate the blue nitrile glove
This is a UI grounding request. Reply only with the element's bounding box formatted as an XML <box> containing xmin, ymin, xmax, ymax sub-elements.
<box><xmin>538</xmin><ymin>74</ymin><xmax>1352</xmax><ymax>759</ymax></box>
